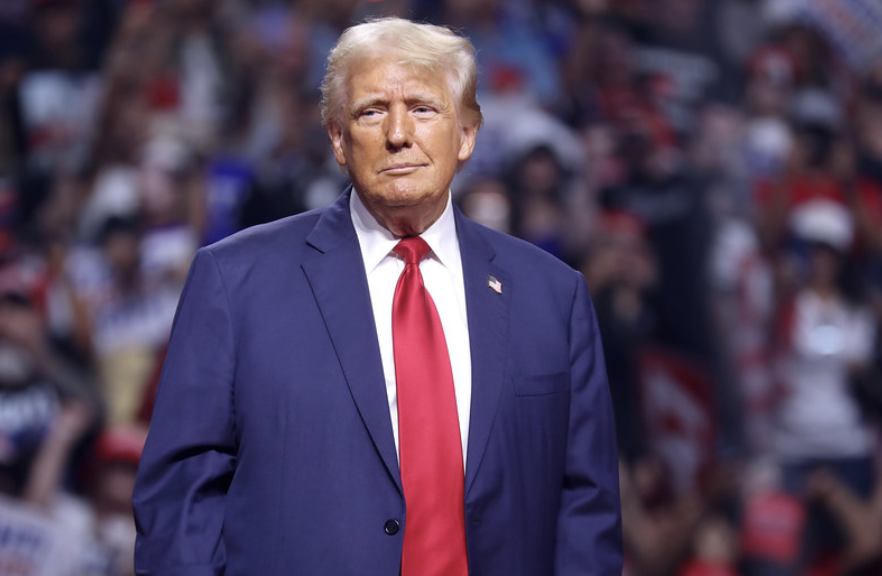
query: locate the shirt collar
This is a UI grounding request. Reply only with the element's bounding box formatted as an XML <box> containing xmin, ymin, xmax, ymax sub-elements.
<box><xmin>350</xmin><ymin>189</ymin><xmax>459</xmax><ymax>273</ymax></box>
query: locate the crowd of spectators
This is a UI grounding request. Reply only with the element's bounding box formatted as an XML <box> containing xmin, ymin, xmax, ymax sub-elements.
<box><xmin>1</xmin><ymin>0</ymin><xmax>882</xmax><ymax>574</ymax></box>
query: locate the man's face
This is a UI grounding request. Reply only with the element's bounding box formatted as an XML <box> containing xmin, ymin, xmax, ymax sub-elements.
<box><xmin>329</xmin><ymin>56</ymin><xmax>478</xmax><ymax>236</ymax></box>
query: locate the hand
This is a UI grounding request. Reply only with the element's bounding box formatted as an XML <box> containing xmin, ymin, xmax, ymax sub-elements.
<box><xmin>48</xmin><ymin>400</ymin><xmax>95</xmax><ymax>448</ymax></box>
<box><xmin>807</xmin><ymin>468</ymin><xmax>882</xmax><ymax>571</ymax></box>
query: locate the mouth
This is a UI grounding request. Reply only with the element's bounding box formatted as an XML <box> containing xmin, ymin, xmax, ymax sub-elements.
<box><xmin>380</xmin><ymin>164</ymin><xmax>425</xmax><ymax>175</ymax></box>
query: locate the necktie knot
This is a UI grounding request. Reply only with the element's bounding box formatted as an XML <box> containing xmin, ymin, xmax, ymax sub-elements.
<box><xmin>393</xmin><ymin>236</ymin><xmax>431</xmax><ymax>265</ymax></box>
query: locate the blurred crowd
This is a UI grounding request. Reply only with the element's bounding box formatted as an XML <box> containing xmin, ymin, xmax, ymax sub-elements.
<box><xmin>1</xmin><ymin>0</ymin><xmax>882</xmax><ymax>574</ymax></box>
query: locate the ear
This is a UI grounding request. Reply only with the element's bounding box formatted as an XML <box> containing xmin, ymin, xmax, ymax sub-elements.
<box><xmin>328</xmin><ymin>121</ymin><xmax>347</xmax><ymax>167</ymax></box>
<box><xmin>457</xmin><ymin>122</ymin><xmax>478</xmax><ymax>163</ymax></box>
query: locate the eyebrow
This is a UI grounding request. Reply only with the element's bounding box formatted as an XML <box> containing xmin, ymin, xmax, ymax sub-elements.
<box><xmin>349</xmin><ymin>96</ymin><xmax>386</xmax><ymax>115</ymax></box>
<box><xmin>349</xmin><ymin>92</ymin><xmax>447</xmax><ymax>115</ymax></box>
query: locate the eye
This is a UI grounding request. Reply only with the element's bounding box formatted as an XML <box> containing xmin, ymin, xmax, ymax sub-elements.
<box><xmin>355</xmin><ymin>108</ymin><xmax>384</xmax><ymax>123</ymax></box>
<box><xmin>412</xmin><ymin>105</ymin><xmax>436</xmax><ymax>115</ymax></box>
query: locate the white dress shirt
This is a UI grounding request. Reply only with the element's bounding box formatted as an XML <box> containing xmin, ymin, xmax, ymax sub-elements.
<box><xmin>350</xmin><ymin>190</ymin><xmax>472</xmax><ymax>469</ymax></box>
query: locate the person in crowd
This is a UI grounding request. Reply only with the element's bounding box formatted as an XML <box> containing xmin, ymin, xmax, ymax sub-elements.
<box><xmin>771</xmin><ymin>200</ymin><xmax>877</xmax><ymax>574</ymax></box>
<box><xmin>0</xmin><ymin>271</ymin><xmax>97</xmax><ymax>496</ymax></box>
<box><xmin>455</xmin><ymin>176</ymin><xmax>512</xmax><ymax>234</ymax></box>
<box><xmin>87</xmin><ymin>425</ymin><xmax>147</xmax><ymax>576</ymax></box>
<box><xmin>67</xmin><ymin>217</ymin><xmax>178</xmax><ymax>426</ymax></box>
<box><xmin>583</xmin><ymin>210</ymin><xmax>656</xmax><ymax>463</ymax></box>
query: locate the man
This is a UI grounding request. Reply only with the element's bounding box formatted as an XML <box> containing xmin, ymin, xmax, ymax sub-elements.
<box><xmin>133</xmin><ymin>18</ymin><xmax>622</xmax><ymax>576</ymax></box>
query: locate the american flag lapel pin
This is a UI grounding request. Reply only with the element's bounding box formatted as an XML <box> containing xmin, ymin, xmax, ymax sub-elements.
<box><xmin>488</xmin><ymin>274</ymin><xmax>502</xmax><ymax>294</ymax></box>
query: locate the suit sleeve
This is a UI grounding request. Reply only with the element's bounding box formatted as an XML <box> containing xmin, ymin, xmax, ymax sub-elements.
<box><xmin>555</xmin><ymin>273</ymin><xmax>623</xmax><ymax>575</ymax></box>
<box><xmin>133</xmin><ymin>248</ymin><xmax>237</xmax><ymax>576</ymax></box>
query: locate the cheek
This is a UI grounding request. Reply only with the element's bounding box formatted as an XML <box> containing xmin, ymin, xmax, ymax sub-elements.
<box><xmin>344</xmin><ymin>126</ymin><xmax>383</xmax><ymax>154</ymax></box>
<box><xmin>342</xmin><ymin>143</ymin><xmax>375</xmax><ymax>172</ymax></box>
<box><xmin>432</xmin><ymin>133</ymin><xmax>464</xmax><ymax>166</ymax></box>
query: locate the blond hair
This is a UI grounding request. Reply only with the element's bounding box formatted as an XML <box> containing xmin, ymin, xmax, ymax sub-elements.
<box><xmin>320</xmin><ymin>18</ymin><xmax>482</xmax><ymax>130</ymax></box>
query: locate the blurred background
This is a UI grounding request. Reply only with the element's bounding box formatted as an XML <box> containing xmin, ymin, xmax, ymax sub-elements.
<box><xmin>1</xmin><ymin>0</ymin><xmax>882</xmax><ymax>574</ymax></box>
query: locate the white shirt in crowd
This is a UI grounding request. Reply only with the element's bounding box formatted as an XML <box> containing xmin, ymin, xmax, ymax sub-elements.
<box><xmin>775</xmin><ymin>290</ymin><xmax>876</xmax><ymax>459</ymax></box>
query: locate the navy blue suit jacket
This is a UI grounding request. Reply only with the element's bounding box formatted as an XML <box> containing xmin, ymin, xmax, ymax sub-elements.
<box><xmin>133</xmin><ymin>190</ymin><xmax>622</xmax><ymax>575</ymax></box>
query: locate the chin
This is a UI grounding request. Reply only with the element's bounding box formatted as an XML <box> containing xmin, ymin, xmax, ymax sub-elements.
<box><xmin>376</xmin><ymin>181</ymin><xmax>432</xmax><ymax>204</ymax></box>
<box><xmin>356</xmin><ymin>182</ymin><xmax>447</xmax><ymax>234</ymax></box>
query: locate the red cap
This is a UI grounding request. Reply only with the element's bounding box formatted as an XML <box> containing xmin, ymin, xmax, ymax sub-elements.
<box><xmin>93</xmin><ymin>425</ymin><xmax>148</xmax><ymax>468</ymax></box>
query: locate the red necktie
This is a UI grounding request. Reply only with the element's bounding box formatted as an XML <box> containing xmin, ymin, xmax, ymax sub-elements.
<box><xmin>392</xmin><ymin>236</ymin><xmax>468</xmax><ymax>576</ymax></box>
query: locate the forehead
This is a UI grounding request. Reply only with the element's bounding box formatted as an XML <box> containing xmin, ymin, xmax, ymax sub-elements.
<box><xmin>345</xmin><ymin>56</ymin><xmax>452</xmax><ymax>102</ymax></box>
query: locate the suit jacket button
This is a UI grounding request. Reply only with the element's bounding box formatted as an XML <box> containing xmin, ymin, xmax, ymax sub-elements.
<box><xmin>384</xmin><ymin>520</ymin><xmax>400</xmax><ymax>535</ymax></box>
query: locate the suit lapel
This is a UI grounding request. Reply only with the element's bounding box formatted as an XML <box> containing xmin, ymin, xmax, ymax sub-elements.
<box><xmin>302</xmin><ymin>190</ymin><xmax>403</xmax><ymax>494</ymax></box>
<box><xmin>455</xmin><ymin>209</ymin><xmax>511</xmax><ymax>497</ymax></box>
<box><xmin>301</xmin><ymin>195</ymin><xmax>510</xmax><ymax>498</ymax></box>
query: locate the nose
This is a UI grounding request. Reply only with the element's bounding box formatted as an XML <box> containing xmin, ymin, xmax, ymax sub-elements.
<box><xmin>385</xmin><ymin>103</ymin><xmax>413</xmax><ymax>149</ymax></box>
